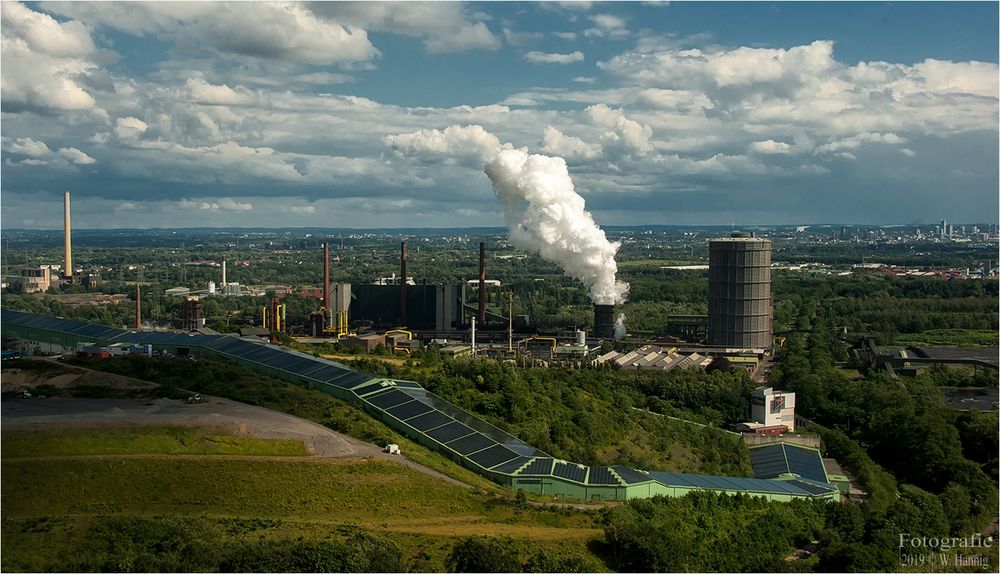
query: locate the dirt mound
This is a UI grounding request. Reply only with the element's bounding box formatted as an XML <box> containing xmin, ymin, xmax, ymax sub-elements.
<box><xmin>1</xmin><ymin>365</ymin><xmax>156</xmax><ymax>393</ymax></box>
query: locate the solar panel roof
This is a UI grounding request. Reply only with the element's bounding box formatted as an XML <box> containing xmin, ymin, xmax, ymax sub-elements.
<box><xmin>278</xmin><ymin>357</ymin><xmax>329</xmax><ymax>376</ymax></box>
<box><xmin>425</xmin><ymin>421</ymin><xmax>476</xmax><ymax>443</ymax></box>
<box><xmin>406</xmin><ymin>410</ymin><xmax>453</xmax><ymax>432</ymax></box>
<box><xmin>446</xmin><ymin>432</ymin><xmax>496</xmax><ymax>455</ymax></box>
<box><xmin>784</xmin><ymin>445</ymin><xmax>829</xmax><ymax>483</ymax></box>
<box><xmin>467</xmin><ymin>444</ymin><xmax>519</xmax><ymax>469</ymax></box>
<box><xmin>304</xmin><ymin>364</ymin><xmax>354</xmax><ymax>384</ymax></box>
<box><xmin>385</xmin><ymin>399</ymin><xmax>434</xmax><ymax>421</ymax></box>
<box><xmin>519</xmin><ymin>458</ymin><xmax>554</xmax><ymax>475</ymax></box>
<box><xmin>750</xmin><ymin>444</ymin><xmax>790</xmax><ymax>478</ymax></box>
<box><xmin>397</xmin><ymin>387</ymin><xmax>546</xmax><ymax>457</ymax></box>
<box><xmin>553</xmin><ymin>461</ymin><xmax>588</xmax><ymax>483</ymax></box>
<box><xmin>588</xmin><ymin>466</ymin><xmax>620</xmax><ymax>486</ymax></box>
<box><xmin>364</xmin><ymin>389</ymin><xmax>415</xmax><ymax>410</ymax></box>
<box><xmin>611</xmin><ymin>465</ymin><xmax>653</xmax><ymax>485</ymax></box>
<box><xmin>327</xmin><ymin>371</ymin><xmax>375</xmax><ymax>389</ymax></box>
<box><xmin>491</xmin><ymin>456</ymin><xmax>532</xmax><ymax>475</ymax></box>
<box><xmin>68</xmin><ymin>324</ymin><xmax>122</xmax><ymax>339</ymax></box>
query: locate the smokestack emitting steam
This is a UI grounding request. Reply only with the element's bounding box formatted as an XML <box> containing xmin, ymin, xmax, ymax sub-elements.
<box><xmin>478</xmin><ymin>242</ymin><xmax>486</xmax><ymax>325</ymax></box>
<box><xmin>63</xmin><ymin>190</ymin><xmax>72</xmax><ymax>280</ymax></box>
<box><xmin>400</xmin><ymin>241</ymin><xmax>407</xmax><ymax>325</ymax></box>
<box><xmin>485</xmin><ymin>150</ymin><xmax>628</xmax><ymax>306</ymax></box>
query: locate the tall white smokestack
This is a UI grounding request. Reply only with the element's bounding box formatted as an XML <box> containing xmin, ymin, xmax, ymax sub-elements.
<box><xmin>222</xmin><ymin>258</ymin><xmax>227</xmax><ymax>286</ymax></box>
<box><xmin>485</xmin><ymin>150</ymin><xmax>628</xmax><ymax>305</ymax></box>
<box><xmin>63</xmin><ymin>190</ymin><xmax>72</xmax><ymax>280</ymax></box>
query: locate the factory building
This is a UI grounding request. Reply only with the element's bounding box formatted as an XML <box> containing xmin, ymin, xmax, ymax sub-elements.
<box><xmin>14</xmin><ymin>267</ymin><xmax>52</xmax><ymax>293</ymax></box>
<box><xmin>708</xmin><ymin>233</ymin><xmax>772</xmax><ymax>349</ymax></box>
<box><xmin>751</xmin><ymin>386</ymin><xmax>796</xmax><ymax>432</ymax></box>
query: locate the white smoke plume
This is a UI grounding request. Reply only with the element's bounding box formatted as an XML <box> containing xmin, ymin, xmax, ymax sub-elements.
<box><xmin>485</xmin><ymin>148</ymin><xmax>629</xmax><ymax>305</ymax></box>
<box><xmin>613</xmin><ymin>313</ymin><xmax>627</xmax><ymax>340</ymax></box>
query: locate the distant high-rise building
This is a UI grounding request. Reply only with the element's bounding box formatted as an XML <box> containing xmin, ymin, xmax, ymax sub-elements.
<box><xmin>708</xmin><ymin>234</ymin><xmax>772</xmax><ymax>349</ymax></box>
<box><xmin>940</xmin><ymin>219</ymin><xmax>947</xmax><ymax>239</ymax></box>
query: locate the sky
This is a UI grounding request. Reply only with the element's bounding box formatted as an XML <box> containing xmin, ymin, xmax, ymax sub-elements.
<box><xmin>1</xmin><ymin>1</ymin><xmax>998</xmax><ymax>229</ymax></box>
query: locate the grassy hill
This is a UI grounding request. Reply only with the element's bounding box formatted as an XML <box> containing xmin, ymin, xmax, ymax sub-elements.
<box><xmin>1</xmin><ymin>428</ymin><xmax>605</xmax><ymax>572</ymax></box>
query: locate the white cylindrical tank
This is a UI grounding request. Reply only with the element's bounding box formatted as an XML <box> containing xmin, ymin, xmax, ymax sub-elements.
<box><xmin>576</xmin><ymin>330</ymin><xmax>586</xmax><ymax>346</ymax></box>
<box><xmin>208</xmin><ymin>281</ymin><xmax>216</xmax><ymax>294</ymax></box>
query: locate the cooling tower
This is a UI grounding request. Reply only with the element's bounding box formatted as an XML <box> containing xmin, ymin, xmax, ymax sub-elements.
<box><xmin>594</xmin><ymin>304</ymin><xmax>615</xmax><ymax>339</ymax></box>
<box><xmin>708</xmin><ymin>234</ymin><xmax>772</xmax><ymax>349</ymax></box>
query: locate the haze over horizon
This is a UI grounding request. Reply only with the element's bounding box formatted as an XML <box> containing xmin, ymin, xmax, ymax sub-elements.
<box><xmin>2</xmin><ymin>1</ymin><xmax>997</xmax><ymax>230</ymax></box>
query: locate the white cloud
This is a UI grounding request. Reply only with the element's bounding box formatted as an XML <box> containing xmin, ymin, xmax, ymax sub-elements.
<box><xmin>306</xmin><ymin>2</ymin><xmax>500</xmax><ymax>54</ymax></box>
<box><xmin>44</xmin><ymin>2</ymin><xmax>379</xmax><ymax>65</ymax></box>
<box><xmin>1</xmin><ymin>2</ymin><xmax>99</xmax><ymax>113</ymax></box>
<box><xmin>114</xmin><ymin>117</ymin><xmax>149</xmax><ymax>140</ymax></box>
<box><xmin>900</xmin><ymin>148</ymin><xmax>916</xmax><ymax>157</ymax></box>
<box><xmin>5</xmin><ymin>137</ymin><xmax>52</xmax><ymax>157</ymax></box>
<box><xmin>385</xmin><ymin>125</ymin><xmax>509</xmax><ymax>164</ymax></box>
<box><xmin>182</xmin><ymin>197</ymin><xmax>254</xmax><ymax>212</ymax></box>
<box><xmin>58</xmin><ymin>147</ymin><xmax>96</xmax><ymax>165</ymax></box>
<box><xmin>573</xmin><ymin>76</ymin><xmax>597</xmax><ymax>84</ymax></box>
<box><xmin>542</xmin><ymin>125</ymin><xmax>601</xmax><ymax>160</ymax></box>
<box><xmin>185</xmin><ymin>77</ymin><xmax>255</xmax><ymax>106</ymax></box>
<box><xmin>748</xmin><ymin>140</ymin><xmax>792</xmax><ymax>155</ymax></box>
<box><xmin>289</xmin><ymin>205</ymin><xmax>316</xmax><ymax>215</ymax></box>
<box><xmin>585</xmin><ymin>13</ymin><xmax>629</xmax><ymax>39</ymax></box>
<box><xmin>586</xmin><ymin>104</ymin><xmax>654</xmax><ymax>156</ymax></box>
<box><xmin>523</xmin><ymin>50</ymin><xmax>584</xmax><ymax>64</ymax></box>
<box><xmin>553</xmin><ymin>31</ymin><xmax>578</xmax><ymax>41</ymax></box>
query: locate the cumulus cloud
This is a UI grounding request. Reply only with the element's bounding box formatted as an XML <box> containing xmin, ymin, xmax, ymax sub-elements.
<box><xmin>586</xmin><ymin>104</ymin><xmax>654</xmax><ymax>156</ymax></box>
<box><xmin>542</xmin><ymin>125</ymin><xmax>601</xmax><ymax>160</ymax></box>
<box><xmin>114</xmin><ymin>117</ymin><xmax>149</xmax><ymax>140</ymax></box>
<box><xmin>585</xmin><ymin>13</ymin><xmax>629</xmax><ymax>39</ymax></box>
<box><xmin>306</xmin><ymin>2</ymin><xmax>500</xmax><ymax>54</ymax></box>
<box><xmin>58</xmin><ymin>147</ymin><xmax>96</xmax><ymax>165</ymax></box>
<box><xmin>1</xmin><ymin>2</ymin><xmax>99</xmax><ymax>113</ymax></box>
<box><xmin>5</xmin><ymin>137</ymin><xmax>52</xmax><ymax>157</ymax></box>
<box><xmin>748</xmin><ymin>140</ymin><xmax>792</xmax><ymax>155</ymax></box>
<box><xmin>385</xmin><ymin>125</ymin><xmax>509</xmax><ymax>164</ymax></box>
<box><xmin>185</xmin><ymin>77</ymin><xmax>255</xmax><ymax>106</ymax></box>
<box><xmin>524</xmin><ymin>50</ymin><xmax>585</xmax><ymax>64</ymax></box>
<box><xmin>182</xmin><ymin>197</ymin><xmax>254</xmax><ymax>211</ymax></box>
<box><xmin>44</xmin><ymin>2</ymin><xmax>379</xmax><ymax>65</ymax></box>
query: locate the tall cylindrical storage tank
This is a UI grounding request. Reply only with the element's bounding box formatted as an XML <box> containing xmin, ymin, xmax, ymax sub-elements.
<box><xmin>708</xmin><ymin>234</ymin><xmax>772</xmax><ymax>349</ymax></box>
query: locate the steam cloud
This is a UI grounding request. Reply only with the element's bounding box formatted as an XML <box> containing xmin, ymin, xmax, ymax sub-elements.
<box><xmin>614</xmin><ymin>313</ymin><xmax>627</xmax><ymax>340</ymax></box>
<box><xmin>485</xmin><ymin>149</ymin><xmax>629</xmax><ymax>305</ymax></box>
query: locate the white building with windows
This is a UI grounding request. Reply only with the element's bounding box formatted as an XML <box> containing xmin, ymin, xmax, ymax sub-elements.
<box><xmin>751</xmin><ymin>386</ymin><xmax>796</xmax><ymax>431</ymax></box>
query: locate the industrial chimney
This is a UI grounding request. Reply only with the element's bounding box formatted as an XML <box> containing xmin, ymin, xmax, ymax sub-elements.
<box><xmin>63</xmin><ymin>190</ymin><xmax>72</xmax><ymax>280</ymax></box>
<box><xmin>221</xmin><ymin>258</ymin><xmax>227</xmax><ymax>287</ymax></box>
<box><xmin>400</xmin><ymin>241</ymin><xmax>407</xmax><ymax>326</ymax></box>
<box><xmin>323</xmin><ymin>242</ymin><xmax>332</xmax><ymax>328</ymax></box>
<box><xmin>593</xmin><ymin>304</ymin><xmax>615</xmax><ymax>339</ymax></box>
<box><xmin>478</xmin><ymin>242</ymin><xmax>486</xmax><ymax>325</ymax></box>
<box><xmin>135</xmin><ymin>284</ymin><xmax>141</xmax><ymax>330</ymax></box>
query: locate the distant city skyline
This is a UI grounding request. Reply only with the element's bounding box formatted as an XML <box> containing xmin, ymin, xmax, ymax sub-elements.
<box><xmin>2</xmin><ymin>1</ymin><xmax>997</xmax><ymax>229</ymax></box>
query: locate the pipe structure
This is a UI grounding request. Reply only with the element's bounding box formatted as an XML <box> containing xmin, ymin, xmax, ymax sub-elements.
<box><xmin>471</xmin><ymin>316</ymin><xmax>476</xmax><ymax>356</ymax></box>
<box><xmin>134</xmin><ymin>284</ymin><xmax>141</xmax><ymax>330</ymax></box>
<box><xmin>63</xmin><ymin>190</ymin><xmax>72</xmax><ymax>280</ymax></box>
<box><xmin>478</xmin><ymin>242</ymin><xmax>486</xmax><ymax>325</ymax></box>
<box><xmin>400</xmin><ymin>241</ymin><xmax>407</xmax><ymax>326</ymax></box>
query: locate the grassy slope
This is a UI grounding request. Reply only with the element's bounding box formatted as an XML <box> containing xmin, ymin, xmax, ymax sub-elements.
<box><xmin>3</xmin><ymin>427</ymin><xmax>307</xmax><ymax>458</ymax></box>
<box><xmin>1</xmin><ymin>429</ymin><xmax>605</xmax><ymax>572</ymax></box>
